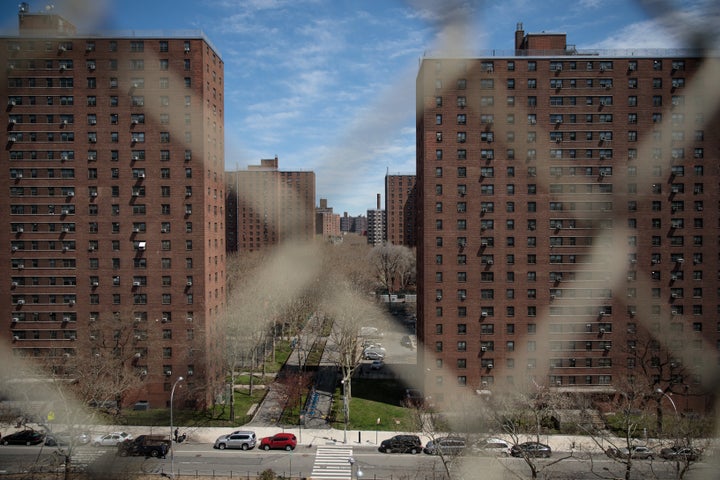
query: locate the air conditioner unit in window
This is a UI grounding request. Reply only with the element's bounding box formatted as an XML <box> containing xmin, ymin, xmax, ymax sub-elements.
<box><xmin>132</xmin><ymin>119</ymin><xmax>139</xmax><ymax>125</ymax></box>
<box><xmin>133</xmin><ymin>281</ymin><xmax>141</xmax><ymax>286</ymax></box>
<box><xmin>165</xmin><ymin>370</ymin><xmax>172</xmax><ymax>376</ymax></box>
<box><xmin>487</xmin><ymin>363</ymin><xmax>493</xmax><ymax>369</ymax></box>
<box><xmin>89</xmin><ymin>316</ymin><xmax>97</xmax><ymax>322</ymax></box>
<box><xmin>11</xmin><ymin>281</ymin><xmax>17</xmax><ymax>287</ymax></box>
<box><xmin>481</xmin><ymin>312</ymin><xmax>488</xmax><ymax>317</ymax></box>
<box><xmin>63</xmin><ymin>316</ymin><xmax>71</xmax><ymax>322</ymax></box>
<box><xmin>486</xmin><ymin>259</ymin><xmax>493</xmax><ymax>265</ymax></box>
<box><xmin>161</xmin><ymin>228</ymin><xmax>168</xmax><ymax>233</ymax></box>
<box><xmin>140</xmin><ymin>370</ymin><xmax>148</xmax><ymax>376</ymax></box>
<box><xmin>138</xmin><ymin>173</ymin><xmax>145</xmax><ymax>178</ymax></box>
<box><xmin>481</xmin><ymin>242</ymin><xmax>488</xmax><ymax>247</ymax></box>
<box><xmin>676</xmin><ymin>258</ymin><xmax>685</xmax><ymax>263</ymax></box>
<box><xmin>604</xmin><ymin>345</ymin><xmax>611</xmax><ymax>350</ymax></box>
<box><xmin>671</xmin><ymin>293</ymin><xmax>679</xmax><ymax>298</ymax></box>
<box><xmin>132</xmin><ymin>155</ymin><xmax>140</xmax><ymax>161</ymax></box>
<box><xmin>134</xmin><ymin>352</ymin><xmax>142</xmax><ymax>358</ymax></box>
<box><xmin>90</xmin><ymin>192</ymin><xmax>97</xmax><ymax>197</ymax></box>
<box><xmin>12</xmin><ymin>317</ymin><xmax>19</xmax><ymax>322</ymax></box>
<box><xmin>69</xmin><ymin>300</ymin><xmax>75</xmax><ymax>305</ymax></box>
<box><xmin>13</xmin><ymin>336</ymin><xmax>19</xmax><ymax>341</ymax></box>
<box><xmin>17</xmin><ymin>299</ymin><xmax>24</xmax><ymax>305</ymax></box>
<box><xmin>91</xmin><ymin>281</ymin><xmax>98</xmax><ymax>286</ymax></box>
<box><xmin>671</xmin><ymin>310</ymin><xmax>678</xmax><ymax>315</ymax></box>
<box><xmin>186</xmin><ymin>280</ymin><xmax>193</xmax><ymax>286</ymax></box>
<box><xmin>134</xmin><ymin>317</ymin><xmax>142</xmax><ymax>322</ymax></box>
<box><xmin>133</xmin><ymin>226</ymin><xmax>140</xmax><ymax>231</ymax></box>
<box><xmin>162</xmin><ymin>316</ymin><xmax>169</xmax><ymax>323</ymax></box>
<box><xmin>481</xmin><ymin>346</ymin><xmax>487</xmax><ymax>352</ymax></box>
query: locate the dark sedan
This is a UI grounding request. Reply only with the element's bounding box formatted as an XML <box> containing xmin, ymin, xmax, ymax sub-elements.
<box><xmin>510</xmin><ymin>442</ymin><xmax>552</xmax><ymax>458</ymax></box>
<box><xmin>2</xmin><ymin>430</ymin><xmax>45</xmax><ymax>446</ymax></box>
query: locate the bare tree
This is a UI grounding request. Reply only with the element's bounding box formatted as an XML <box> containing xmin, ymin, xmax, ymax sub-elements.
<box><xmin>367</xmin><ymin>243</ymin><xmax>415</xmax><ymax>297</ymax></box>
<box><xmin>321</xmin><ymin>282</ymin><xmax>385</xmax><ymax>440</ymax></box>
<box><xmin>221</xmin><ymin>242</ymin><xmax>323</xmax><ymax>420</ymax></box>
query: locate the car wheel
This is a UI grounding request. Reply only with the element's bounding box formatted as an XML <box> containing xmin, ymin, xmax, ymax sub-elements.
<box><xmin>385</xmin><ymin>448</ymin><xmax>392</xmax><ymax>454</ymax></box>
<box><xmin>1</xmin><ymin>441</ymin><xmax>6</xmax><ymax>446</ymax></box>
<box><xmin>218</xmin><ymin>443</ymin><xmax>226</xmax><ymax>450</ymax></box>
<box><xmin>150</xmin><ymin>450</ymin><xmax>159</xmax><ymax>457</ymax></box>
<box><xmin>411</xmin><ymin>448</ymin><xmax>418</xmax><ymax>454</ymax></box>
<box><xmin>25</xmin><ymin>441</ymin><xmax>31</xmax><ymax>446</ymax></box>
<box><xmin>241</xmin><ymin>444</ymin><xmax>249</xmax><ymax>451</ymax></box>
<box><xmin>263</xmin><ymin>445</ymin><xmax>270</xmax><ymax>451</ymax></box>
<box><xmin>285</xmin><ymin>445</ymin><xmax>292</xmax><ymax>451</ymax></box>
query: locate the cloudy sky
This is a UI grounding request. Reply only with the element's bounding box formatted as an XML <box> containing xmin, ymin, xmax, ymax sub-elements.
<box><xmin>2</xmin><ymin>0</ymin><xmax>716</xmax><ymax>215</ymax></box>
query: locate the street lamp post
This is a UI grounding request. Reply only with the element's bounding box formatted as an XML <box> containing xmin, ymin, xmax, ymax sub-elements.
<box><xmin>170</xmin><ymin>376</ymin><xmax>184</xmax><ymax>478</ymax></box>
<box><xmin>656</xmin><ymin>387</ymin><xmax>679</xmax><ymax>436</ymax></box>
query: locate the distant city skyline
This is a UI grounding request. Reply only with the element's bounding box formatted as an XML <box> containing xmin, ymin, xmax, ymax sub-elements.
<box><xmin>1</xmin><ymin>0</ymin><xmax>714</xmax><ymax>215</ymax></box>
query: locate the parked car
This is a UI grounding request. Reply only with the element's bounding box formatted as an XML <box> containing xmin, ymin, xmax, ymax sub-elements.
<box><xmin>379</xmin><ymin>435</ymin><xmax>422</xmax><ymax>454</ymax></box>
<box><xmin>424</xmin><ymin>436</ymin><xmax>466</xmax><ymax>455</ymax></box>
<box><xmin>475</xmin><ymin>438</ymin><xmax>511</xmax><ymax>456</ymax></box>
<box><xmin>363</xmin><ymin>349</ymin><xmax>385</xmax><ymax>360</ymax></box>
<box><xmin>618</xmin><ymin>445</ymin><xmax>654</xmax><ymax>459</ymax></box>
<box><xmin>259</xmin><ymin>433</ymin><xmax>296</xmax><ymax>451</ymax></box>
<box><xmin>370</xmin><ymin>360</ymin><xmax>384</xmax><ymax>370</ymax></box>
<box><xmin>214</xmin><ymin>431</ymin><xmax>257</xmax><ymax>450</ymax></box>
<box><xmin>117</xmin><ymin>435</ymin><xmax>170</xmax><ymax>458</ymax></box>
<box><xmin>2</xmin><ymin>430</ymin><xmax>45</xmax><ymax>446</ymax></box>
<box><xmin>44</xmin><ymin>430</ymin><xmax>90</xmax><ymax>447</ymax></box>
<box><xmin>510</xmin><ymin>442</ymin><xmax>552</xmax><ymax>458</ymax></box>
<box><xmin>92</xmin><ymin>432</ymin><xmax>133</xmax><ymax>447</ymax></box>
<box><xmin>660</xmin><ymin>446</ymin><xmax>702</xmax><ymax>461</ymax></box>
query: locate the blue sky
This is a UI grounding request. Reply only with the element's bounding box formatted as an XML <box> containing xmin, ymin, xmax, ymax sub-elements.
<box><xmin>2</xmin><ymin>0</ymin><xmax>716</xmax><ymax>216</ymax></box>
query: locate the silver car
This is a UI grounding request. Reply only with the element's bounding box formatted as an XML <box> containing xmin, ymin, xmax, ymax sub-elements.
<box><xmin>214</xmin><ymin>431</ymin><xmax>256</xmax><ymax>450</ymax></box>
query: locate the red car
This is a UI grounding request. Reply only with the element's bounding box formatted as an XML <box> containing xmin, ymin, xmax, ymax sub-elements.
<box><xmin>259</xmin><ymin>433</ymin><xmax>297</xmax><ymax>451</ymax></box>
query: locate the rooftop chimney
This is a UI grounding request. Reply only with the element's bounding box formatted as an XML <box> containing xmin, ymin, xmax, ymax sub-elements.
<box><xmin>376</xmin><ymin>193</ymin><xmax>381</xmax><ymax>210</ymax></box>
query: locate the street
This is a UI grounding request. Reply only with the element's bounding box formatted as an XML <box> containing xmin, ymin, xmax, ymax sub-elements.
<box><xmin>0</xmin><ymin>442</ymin><xmax>713</xmax><ymax>479</ymax></box>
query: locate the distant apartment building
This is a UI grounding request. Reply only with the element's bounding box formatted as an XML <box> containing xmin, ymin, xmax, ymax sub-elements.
<box><xmin>366</xmin><ymin>194</ymin><xmax>386</xmax><ymax>247</ymax></box>
<box><xmin>315</xmin><ymin>198</ymin><xmax>341</xmax><ymax>241</ymax></box>
<box><xmin>0</xmin><ymin>4</ymin><xmax>226</xmax><ymax>407</ymax></box>
<box><xmin>340</xmin><ymin>212</ymin><xmax>367</xmax><ymax>235</ymax></box>
<box><xmin>416</xmin><ymin>24</ymin><xmax>719</xmax><ymax>412</ymax></box>
<box><xmin>226</xmin><ymin>156</ymin><xmax>316</xmax><ymax>251</ymax></box>
<box><xmin>385</xmin><ymin>173</ymin><xmax>417</xmax><ymax>247</ymax></box>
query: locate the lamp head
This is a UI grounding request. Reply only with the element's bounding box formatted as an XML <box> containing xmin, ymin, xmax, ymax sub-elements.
<box><xmin>655</xmin><ymin>388</ymin><xmax>663</xmax><ymax>394</ymax></box>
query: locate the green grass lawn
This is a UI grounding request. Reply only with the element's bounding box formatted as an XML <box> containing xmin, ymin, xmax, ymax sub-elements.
<box><xmin>329</xmin><ymin>379</ymin><xmax>417</xmax><ymax>431</ymax></box>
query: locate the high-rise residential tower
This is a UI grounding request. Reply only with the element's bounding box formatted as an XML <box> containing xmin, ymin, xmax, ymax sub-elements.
<box><xmin>416</xmin><ymin>24</ymin><xmax>719</xmax><ymax>413</ymax></box>
<box><xmin>226</xmin><ymin>157</ymin><xmax>316</xmax><ymax>251</ymax></box>
<box><xmin>1</xmin><ymin>4</ymin><xmax>226</xmax><ymax>408</ymax></box>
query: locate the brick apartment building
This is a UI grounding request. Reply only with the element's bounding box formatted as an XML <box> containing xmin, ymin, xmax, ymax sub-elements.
<box><xmin>416</xmin><ymin>24</ymin><xmax>719</xmax><ymax>412</ymax></box>
<box><xmin>315</xmin><ymin>197</ymin><xmax>340</xmax><ymax>241</ymax></box>
<box><xmin>385</xmin><ymin>173</ymin><xmax>417</xmax><ymax>247</ymax></box>
<box><xmin>0</xmin><ymin>4</ymin><xmax>226</xmax><ymax>408</ymax></box>
<box><xmin>226</xmin><ymin>157</ymin><xmax>315</xmax><ymax>251</ymax></box>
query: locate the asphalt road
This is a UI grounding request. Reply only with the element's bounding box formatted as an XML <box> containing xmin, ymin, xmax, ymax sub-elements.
<box><xmin>0</xmin><ymin>442</ymin><xmax>714</xmax><ymax>479</ymax></box>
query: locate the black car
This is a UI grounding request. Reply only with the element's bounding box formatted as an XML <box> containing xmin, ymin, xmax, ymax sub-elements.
<box><xmin>379</xmin><ymin>435</ymin><xmax>422</xmax><ymax>454</ymax></box>
<box><xmin>510</xmin><ymin>442</ymin><xmax>552</xmax><ymax>458</ymax></box>
<box><xmin>2</xmin><ymin>430</ymin><xmax>45</xmax><ymax>446</ymax></box>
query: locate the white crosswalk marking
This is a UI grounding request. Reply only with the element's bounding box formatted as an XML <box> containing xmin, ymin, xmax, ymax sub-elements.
<box><xmin>310</xmin><ymin>446</ymin><xmax>353</xmax><ymax>479</ymax></box>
